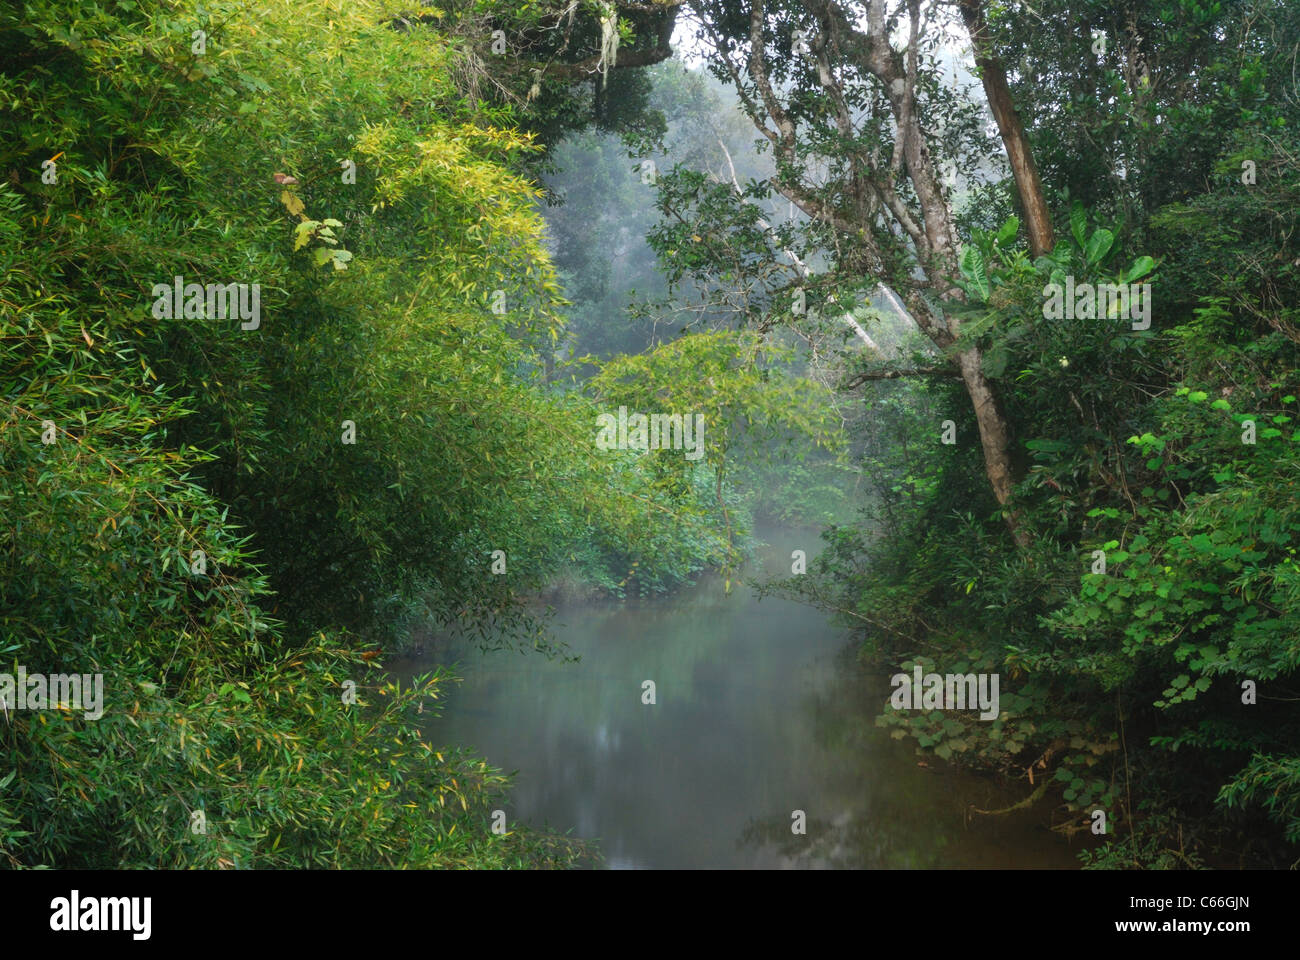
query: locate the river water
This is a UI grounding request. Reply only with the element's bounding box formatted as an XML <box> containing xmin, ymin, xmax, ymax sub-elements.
<box><xmin>395</xmin><ymin>529</ymin><xmax>1081</xmax><ymax>868</ymax></box>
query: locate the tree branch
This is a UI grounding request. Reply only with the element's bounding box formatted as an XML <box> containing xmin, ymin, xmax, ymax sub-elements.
<box><xmin>844</xmin><ymin>365</ymin><xmax>958</xmax><ymax>387</ymax></box>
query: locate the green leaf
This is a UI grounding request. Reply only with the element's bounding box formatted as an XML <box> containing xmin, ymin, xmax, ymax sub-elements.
<box><xmin>1071</xmin><ymin>204</ymin><xmax>1087</xmax><ymax>250</ymax></box>
<box><xmin>1124</xmin><ymin>256</ymin><xmax>1155</xmax><ymax>283</ymax></box>
<box><xmin>1085</xmin><ymin>228</ymin><xmax>1114</xmax><ymax>266</ymax></box>
<box><xmin>293</xmin><ymin>221</ymin><xmax>317</xmax><ymax>251</ymax></box>
<box><xmin>995</xmin><ymin>216</ymin><xmax>1020</xmax><ymax>248</ymax></box>
<box><xmin>959</xmin><ymin>246</ymin><xmax>990</xmax><ymax>301</ymax></box>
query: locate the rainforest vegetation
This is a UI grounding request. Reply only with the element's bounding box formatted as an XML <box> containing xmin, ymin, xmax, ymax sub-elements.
<box><xmin>2</xmin><ymin>0</ymin><xmax>1297</xmax><ymax>869</ymax></box>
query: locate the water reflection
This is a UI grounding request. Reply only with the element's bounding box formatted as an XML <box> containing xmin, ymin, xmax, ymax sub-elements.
<box><xmin>392</xmin><ymin>531</ymin><xmax>1082</xmax><ymax>869</ymax></box>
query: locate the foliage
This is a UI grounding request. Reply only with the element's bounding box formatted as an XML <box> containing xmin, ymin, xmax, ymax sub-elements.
<box><xmin>786</xmin><ymin>175</ymin><xmax>1299</xmax><ymax>865</ymax></box>
<box><xmin>0</xmin><ymin>0</ymin><xmax>710</xmax><ymax>868</ymax></box>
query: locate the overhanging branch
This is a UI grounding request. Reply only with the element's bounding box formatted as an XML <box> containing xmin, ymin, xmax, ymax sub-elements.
<box><xmin>844</xmin><ymin>365</ymin><xmax>959</xmax><ymax>388</ymax></box>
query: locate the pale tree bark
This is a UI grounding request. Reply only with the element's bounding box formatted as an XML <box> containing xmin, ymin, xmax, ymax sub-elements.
<box><xmin>700</xmin><ymin>0</ymin><xmax>1027</xmax><ymax>543</ymax></box>
<box><xmin>958</xmin><ymin>0</ymin><xmax>1055</xmax><ymax>257</ymax></box>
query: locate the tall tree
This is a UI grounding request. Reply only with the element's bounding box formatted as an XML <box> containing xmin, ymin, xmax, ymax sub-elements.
<box><xmin>674</xmin><ymin>0</ymin><xmax>1028</xmax><ymax>541</ymax></box>
<box><xmin>957</xmin><ymin>0</ymin><xmax>1054</xmax><ymax>257</ymax></box>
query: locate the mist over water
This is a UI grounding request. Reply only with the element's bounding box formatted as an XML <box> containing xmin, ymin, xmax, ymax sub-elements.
<box><xmin>395</xmin><ymin>530</ymin><xmax>1081</xmax><ymax>869</ymax></box>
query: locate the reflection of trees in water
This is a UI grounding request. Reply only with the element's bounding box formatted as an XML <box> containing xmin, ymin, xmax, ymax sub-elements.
<box><xmin>766</xmin><ymin>639</ymin><xmax>1019</xmax><ymax>868</ymax></box>
<box><xmin>795</xmin><ymin>639</ymin><xmax>886</xmax><ymax>759</ymax></box>
<box><xmin>735</xmin><ymin>638</ymin><xmax>960</xmax><ymax>869</ymax></box>
<box><xmin>414</xmin><ymin>565</ymin><xmax>1074</xmax><ymax>867</ymax></box>
<box><xmin>784</xmin><ymin>643</ymin><xmax>1080</xmax><ymax>869</ymax></box>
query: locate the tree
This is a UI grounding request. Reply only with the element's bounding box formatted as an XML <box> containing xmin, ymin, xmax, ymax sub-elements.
<box><xmin>661</xmin><ymin>0</ymin><xmax>1028</xmax><ymax>540</ymax></box>
<box><xmin>957</xmin><ymin>0</ymin><xmax>1054</xmax><ymax>257</ymax></box>
<box><xmin>0</xmin><ymin>0</ymin><xmax>728</xmax><ymax>868</ymax></box>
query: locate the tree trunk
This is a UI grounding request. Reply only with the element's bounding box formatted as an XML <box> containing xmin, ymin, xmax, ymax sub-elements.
<box><xmin>718</xmin><ymin>0</ymin><xmax>1033</xmax><ymax>545</ymax></box>
<box><xmin>865</xmin><ymin>5</ymin><xmax>1029</xmax><ymax>545</ymax></box>
<box><xmin>956</xmin><ymin>349</ymin><xmax>1029</xmax><ymax>547</ymax></box>
<box><xmin>959</xmin><ymin>0</ymin><xmax>1055</xmax><ymax>258</ymax></box>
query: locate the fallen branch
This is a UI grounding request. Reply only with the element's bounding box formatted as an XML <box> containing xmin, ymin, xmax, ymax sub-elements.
<box><xmin>969</xmin><ymin>778</ymin><xmax>1050</xmax><ymax>816</ymax></box>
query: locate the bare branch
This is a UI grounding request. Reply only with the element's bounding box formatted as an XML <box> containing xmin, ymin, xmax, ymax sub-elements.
<box><xmin>844</xmin><ymin>366</ymin><xmax>959</xmax><ymax>388</ymax></box>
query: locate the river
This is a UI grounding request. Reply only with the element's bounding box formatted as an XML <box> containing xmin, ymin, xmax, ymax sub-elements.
<box><xmin>393</xmin><ymin>529</ymin><xmax>1082</xmax><ymax>868</ymax></box>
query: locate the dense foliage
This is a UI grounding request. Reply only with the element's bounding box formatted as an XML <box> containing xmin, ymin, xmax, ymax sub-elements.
<box><xmin>759</xmin><ymin>0</ymin><xmax>1300</xmax><ymax>867</ymax></box>
<box><xmin>6</xmin><ymin>0</ymin><xmax>1297</xmax><ymax>872</ymax></box>
<box><xmin>0</xmin><ymin>0</ymin><xmax>738</xmax><ymax>868</ymax></box>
